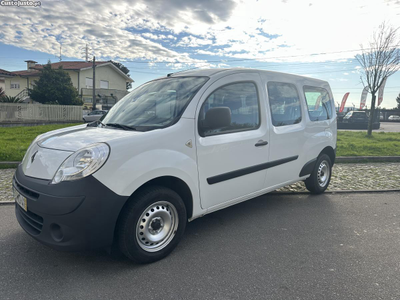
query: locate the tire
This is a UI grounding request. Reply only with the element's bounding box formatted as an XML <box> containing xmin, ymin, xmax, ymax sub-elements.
<box><xmin>117</xmin><ymin>186</ymin><xmax>187</xmax><ymax>264</ymax></box>
<box><xmin>305</xmin><ymin>154</ymin><xmax>332</xmax><ymax>194</ymax></box>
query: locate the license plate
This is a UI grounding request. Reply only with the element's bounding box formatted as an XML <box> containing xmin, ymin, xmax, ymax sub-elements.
<box><xmin>13</xmin><ymin>187</ymin><xmax>27</xmax><ymax>212</ymax></box>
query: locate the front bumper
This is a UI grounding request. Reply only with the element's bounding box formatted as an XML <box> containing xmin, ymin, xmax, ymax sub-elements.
<box><xmin>14</xmin><ymin>165</ymin><xmax>128</xmax><ymax>251</ymax></box>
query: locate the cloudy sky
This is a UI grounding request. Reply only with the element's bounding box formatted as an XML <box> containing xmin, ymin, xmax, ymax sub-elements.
<box><xmin>1</xmin><ymin>0</ymin><xmax>400</xmax><ymax>108</ymax></box>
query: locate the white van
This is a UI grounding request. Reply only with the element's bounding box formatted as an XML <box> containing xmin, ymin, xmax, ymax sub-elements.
<box><xmin>14</xmin><ymin>69</ymin><xmax>337</xmax><ymax>263</ymax></box>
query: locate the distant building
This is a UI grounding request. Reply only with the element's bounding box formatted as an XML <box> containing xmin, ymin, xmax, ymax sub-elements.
<box><xmin>0</xmin><ymin>68</ymin><xmax>14</xmax><ymax>92</ymax></box>
<box><xmin>1</xmin><ymin>60</ymin><xmax>134</xmax><ymax>108</ymax></box>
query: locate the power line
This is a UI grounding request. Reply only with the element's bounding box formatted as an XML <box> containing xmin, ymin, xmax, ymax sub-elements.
<box><xmin>118</xmin><ymin>47</ymin><xmax>378</xmax><ymax>64</ymax></box>
<box><xmin>0</xmin><ymin>46</ymin><xmax>376</xmax><ymax>65</ymax></box>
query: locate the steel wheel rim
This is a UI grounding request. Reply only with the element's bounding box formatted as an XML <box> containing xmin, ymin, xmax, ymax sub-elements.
<box><xmin>136</xmin><ymin>201</ymin><xmax>178</xmax><ymax>252</ymax></box>
<box><xmin>317</xmin><ymin>160</ymin><xmax>330</xmax><ymax>187</ymax></box>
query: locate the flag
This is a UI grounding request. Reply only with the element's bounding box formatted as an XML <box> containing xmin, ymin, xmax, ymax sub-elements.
<box><xmin>360</xmin><ymin>86</ymin><xmax>368</xmax><ymax>109</ymax></box>
<box><xmin>377</xmin><ymin>78</ymin><xmax>387</xmax><ymax>106</ymax></box>
<box><xmin>339</xmin><ymin>92</ymin><xmax>350</xmax><ymax>113</ymax></box>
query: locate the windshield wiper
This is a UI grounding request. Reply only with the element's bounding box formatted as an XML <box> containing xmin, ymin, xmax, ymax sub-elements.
<box><xmin>87</xmin><ymin>120</ymin><xmax>104</xmax><ymax>127</ymax></box>
<box><xmin>105</xmin><ymin>123</ymin><xmax>138</xmax><ymax>131</ymax></box>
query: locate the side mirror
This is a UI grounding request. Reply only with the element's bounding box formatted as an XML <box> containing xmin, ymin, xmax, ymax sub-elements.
<box><xmin>203</xmin><ymin>107</ymin><xmax>231</xmax><ymax>130</ymax></box>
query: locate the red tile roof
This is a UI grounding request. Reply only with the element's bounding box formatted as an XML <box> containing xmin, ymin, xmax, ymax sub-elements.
<box><xmin>0</xmin><ymin>68</ymin><xmax>13</xmax><ymax>76</ymax></box>
<box><xmin>31</xmin><ymin>61</ymin><xmax>109</xmax><ymax>70</ymax></box>
<box><xmin>6</xmin><ymin>61</ymin><xmax>132</xmax><ymax>82</ymax></box>
<box><xmin>10</xmin><ymin>70</ymin><xmax>40</xmax><ymax>77</ymax></box>
<box><xmin>8</xmin><ymin>61</ymin><xmax>109</xmax><ymax>77</ymax></box>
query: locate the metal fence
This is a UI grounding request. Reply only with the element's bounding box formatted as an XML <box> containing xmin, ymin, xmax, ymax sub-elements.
<box><xmin>0</xmin><ymin>103</ymin><xmax>82</xmax><ymax>123</ymax></box>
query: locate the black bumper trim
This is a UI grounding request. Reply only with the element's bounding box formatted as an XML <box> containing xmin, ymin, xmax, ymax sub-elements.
<box><xmin>16</xmin><ymin>204</ymin><xmax>43</xmax><ymax>234</ymax></box>
<box><xmin>14</xmin><ymin>165</ymin><xmax>129</xmax><ymax>251</ymax></box>
<box><xmin>299</xmin><ymin>158</ymin><xmax>317</xmax><ymax>177</ymax></box>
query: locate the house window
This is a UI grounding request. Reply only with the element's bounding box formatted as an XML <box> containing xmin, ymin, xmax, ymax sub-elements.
<box><xmin>10</xmin><ymin>82</ymin><xmax>20</xmax><ymax>89</ymax></box>
<box><xmin>100</xmin><ymin>80</ymin><xmax>109</xmax><ymax>89</ymax></box>
<box><xmin>85</xmin><ymin>77</ymin><xmax>93</xmax><ymax>88</ymax></box>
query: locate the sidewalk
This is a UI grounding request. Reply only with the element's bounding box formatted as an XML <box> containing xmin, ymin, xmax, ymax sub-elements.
<box><xmin>277</xmin><ymin>163</ymin><xmax>400</xmax><ymax>193</ymax></box>
<box><xmin>1</xmin><ymin>163</ymin><xmax>399</xmax><ymax>202</ymax></box>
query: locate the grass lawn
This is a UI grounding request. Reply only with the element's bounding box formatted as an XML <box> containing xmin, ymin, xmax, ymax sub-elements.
<box><xmin>336</xmin><ymin>131</ymin><xmax>400</xmax><ymax>157</ymax></box>
<box><xmin>0</xmin><ymin>124</ymin><xmax>399</xmax><ymax>163</ymax></box>
<box><xmin>0</xmin><ymin>124</ymin><xmax>81</xmax><ymax>161</ymax></box>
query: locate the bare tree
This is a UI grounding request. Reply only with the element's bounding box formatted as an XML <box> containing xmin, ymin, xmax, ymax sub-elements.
<box><xmin>356</xmin><ymin>22</ymin><xmax>400</xmax><ymax>135</ymax></box>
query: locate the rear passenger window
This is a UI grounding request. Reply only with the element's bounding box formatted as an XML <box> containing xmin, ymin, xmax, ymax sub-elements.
<box><xmin>267</xmin><ymin>82</ymin><xmax>301</xmax><ymax>127</ymax></box>
<box><xmin>199</xmin><ymin>82</ymin><xmax>260</xmax><ymax>136</ymax></box>
<box><xmin>303</xmin><ymin>86</ymin><xmax>332</xmax><ymax>121</ymax></box>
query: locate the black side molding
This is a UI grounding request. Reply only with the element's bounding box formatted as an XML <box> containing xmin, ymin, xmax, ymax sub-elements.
<box><xmin>299</xmin><ymin>158</ymin><xmax>317</xmax><ymax>177</ymax></box>
<box><xmin>207</xmin><ymin>155</ymin><xmax>299</xmax><ymax>185</ymax></box>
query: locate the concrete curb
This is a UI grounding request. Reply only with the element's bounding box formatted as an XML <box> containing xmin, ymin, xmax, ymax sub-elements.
<box><xmin>0</xmin><ymin>161</ymin><xmax>20</xmax><ymax>165</ymax></box>
<box><xmin>335</xmin><ymin>156</ymin><xmax>400</xmax><ymax>163</ymax></box>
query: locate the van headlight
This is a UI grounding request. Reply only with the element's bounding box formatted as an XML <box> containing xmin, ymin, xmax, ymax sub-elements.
<box><xmin>51</xmin><ymin>143</ymin><xmax>110</xmax><ymax>184</ymax></box>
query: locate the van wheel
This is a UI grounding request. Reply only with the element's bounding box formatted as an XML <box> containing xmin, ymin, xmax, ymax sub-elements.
<box><xmin>305</xmin><ymin>154</ymin><xmax>332</xmax><ymax>194</ymax></box>
<box><xmin>117</xmin><ymin>186</ymin><xmax>187</xmax><ymax>264</ymax></box>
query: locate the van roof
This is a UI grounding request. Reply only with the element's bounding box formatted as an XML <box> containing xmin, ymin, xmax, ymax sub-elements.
<box><xmin>168</xmin><ymin>68</ymin><xmax>327</xmax><ymax>83</ymax></box>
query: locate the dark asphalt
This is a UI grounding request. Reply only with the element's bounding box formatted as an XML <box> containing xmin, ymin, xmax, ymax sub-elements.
<box><xmin>1</xmin><ymin>192</ymin><xmax>399</xmax><ymax>300</ymax></box>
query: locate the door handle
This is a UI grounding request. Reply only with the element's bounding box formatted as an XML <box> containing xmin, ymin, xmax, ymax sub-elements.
<box><xmin>255</xmin><ymin>140</ymin><xmax>268</xmax><ymax>147</ymax></box>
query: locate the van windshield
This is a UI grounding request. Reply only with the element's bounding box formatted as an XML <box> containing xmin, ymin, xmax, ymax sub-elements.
<box><xmin>101</xmin><ymin>76</ymin><xmax>208</xmax><ymax>131</ymax></box>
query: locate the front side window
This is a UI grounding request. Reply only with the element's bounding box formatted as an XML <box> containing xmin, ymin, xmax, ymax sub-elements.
<box><xmin>267</xmin><ymin>82</ymin><xmax>301</xmax><ymax>127</ymax></box>
<box><xmin>198</xmin><ymin>82</ymin><xmax>260</xmax><ymax>136</ymax></box>
<box><xmin>102</xmin><ymin>76</ymin><xmax>208</xmax><ymax>130</ymax></box>
<box><xmin>303</xmin><ymin>86</ymin><xmax>333</xmax><ymax>121</ymax></box>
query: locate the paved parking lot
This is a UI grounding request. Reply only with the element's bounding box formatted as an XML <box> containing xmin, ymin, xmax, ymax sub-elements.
<box><xmin>1</xmin><ymin>192</ymin><xmax>399</xmax><ymax>300</ymax></box>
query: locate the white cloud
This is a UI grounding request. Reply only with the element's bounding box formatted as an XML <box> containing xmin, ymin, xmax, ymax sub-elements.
<box><xmin>0</xmin><ymin>0</ymin><xmax>399</xmax><ymax>66</ymax></box>
<box><xmin>176</xmin><ymin>36</ymin><xmax>213</xmax><ymax>47</ymax></box>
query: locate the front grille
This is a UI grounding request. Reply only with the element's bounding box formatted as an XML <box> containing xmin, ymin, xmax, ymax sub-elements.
<box><xmin>16</xmin><ymin>204</ymin><xmax>43</xmax><ymax>235</ymax></box>
<box><xmin>15</xmin><ymin>181</ymin><xmax>39</xmax><ymax>200</ymax></box>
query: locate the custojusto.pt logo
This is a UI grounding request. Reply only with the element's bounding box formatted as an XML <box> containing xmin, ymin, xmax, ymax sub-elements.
<box><xmin>0</xmin><ymin>0</ymin><xmax>41</xmax><ymax>7</ymax></box>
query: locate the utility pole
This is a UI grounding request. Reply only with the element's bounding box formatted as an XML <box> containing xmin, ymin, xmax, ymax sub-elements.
<box><xmin>92</xmin><ymin>56</ymin><xmax>96</xmax><ymax>111</ymax></box>
<box><xmin>85</xmin><ymin>44</ymin><xmax>88</xmax><ymax>62</ymax></box>
<box><xmin>59</xmin><ymin>43</ymin><xmax>62</xmax><ymax>62</ymax></box>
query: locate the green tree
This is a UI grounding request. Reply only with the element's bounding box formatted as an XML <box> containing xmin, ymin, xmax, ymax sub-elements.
<box><xmin>111</xmin><ymin>60</ymin><xmax>132</xmax><ymax>90</ymax></box>
<box><xmin>396</xmin><ymin>93</ymin><xmax>400</xmax><ymax>109</ymax></box>
<box><xmin>0</xmin><ymin>95</ymin><xmax>22</xmax><ymax>103</ymax></box>
<box><xmin>29</xmin><ymin>62</ymin><xmax>82</xmax><ymax>105</ymax></box>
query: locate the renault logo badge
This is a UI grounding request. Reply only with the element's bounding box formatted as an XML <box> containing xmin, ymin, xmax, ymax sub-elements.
<box><xmin>31</xmin><ymin>151</ymin><xmax>38</xmax><ymax>164</ymax></box>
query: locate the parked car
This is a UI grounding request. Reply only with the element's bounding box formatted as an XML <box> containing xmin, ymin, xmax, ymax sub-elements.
<box><xmin>13</xmin><ymin>69</ymin><xmax>337</xmax><ymax>263</ymax></box>
<box><xmin>388</xmin><ymin>115</ymin><xmax>400</xmax><ymax>121</ymax></box>
<box><xmin>343</xmin><ymin>111</ymin><xmax>369</xmax><ymax>123</ymax></box>
<box><xmin>82</xmin><ymin>110</ymin><xmax>107</xmax><ymax>122</ymax></box>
